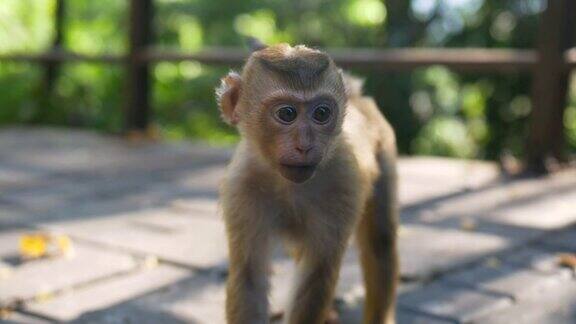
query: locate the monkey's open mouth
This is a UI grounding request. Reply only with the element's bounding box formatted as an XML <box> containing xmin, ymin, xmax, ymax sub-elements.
<box><xmin>279</xmin><ymin>164</ymin><xmax>317</xmax><ymax>183</ymax></box>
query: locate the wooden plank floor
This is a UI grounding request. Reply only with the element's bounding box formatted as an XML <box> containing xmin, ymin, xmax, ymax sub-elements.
<box><xmin>0</xmin><ymin>127</ymin><xmax>575</xmax><ymax>323</ymax></box>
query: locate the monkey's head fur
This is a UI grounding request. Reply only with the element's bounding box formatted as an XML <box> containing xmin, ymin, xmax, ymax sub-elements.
<box><xmin>216</xmin><ymin>43</ymin><xmax>347</xmax><ymax>183</ymax></box>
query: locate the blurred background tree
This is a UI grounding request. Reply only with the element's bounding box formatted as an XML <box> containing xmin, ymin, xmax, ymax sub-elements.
<box><xmin>0</xmin><ymin>0</ymin><xmax>574</xmax><ymax>159</ymax></box>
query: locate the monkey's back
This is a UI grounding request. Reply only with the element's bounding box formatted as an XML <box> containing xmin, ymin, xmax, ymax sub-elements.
<box><xmin>343</xmin><ymin>88</ymin><xmax>396</xmax><ymax>187</ymax></box>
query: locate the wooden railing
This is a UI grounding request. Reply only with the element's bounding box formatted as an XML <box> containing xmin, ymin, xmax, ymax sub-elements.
<box><xmin>0</xmin><ymin>0</ymin><xmax>575</xmax><ymax>173</ymax></box>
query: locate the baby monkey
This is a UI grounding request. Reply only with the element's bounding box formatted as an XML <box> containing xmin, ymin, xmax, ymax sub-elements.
<box><xmin>216</xmin><ymin>42</ymin><xmax>398</xmax><ymax>324</ymax></box>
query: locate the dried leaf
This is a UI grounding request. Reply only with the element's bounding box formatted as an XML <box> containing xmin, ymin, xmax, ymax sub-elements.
<box><xmin>558</xmin><ymin>253</ymin><xmax>576</xmax><ymax>270</ymax></box>
<box><xmin>0</xmin><ymin>308</ymin><xmax>13</xmax><ymax>320</ymax></box>
<box><xmin>460</xmin><ymin>218</ymin><xmax>477</xmax><ymax>231</ymax></box>
<box><xmin>125</xmin><ymin>127</ymin><xmax>159</xmax><ymax>142</ymax></box>
<box><xmin>484</xmin><ymin>257</ymin><xmax>501</xmax><ymax>269</ymax></box>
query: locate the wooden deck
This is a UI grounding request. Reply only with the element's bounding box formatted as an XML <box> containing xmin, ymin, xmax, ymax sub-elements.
<box><xmin>0</xmin><ymin>127</ymin><xmax>575</xmax><ymax>323</ymax></box>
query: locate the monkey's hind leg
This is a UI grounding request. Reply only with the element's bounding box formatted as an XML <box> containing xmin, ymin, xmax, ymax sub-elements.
<box><xmin>356</xmin><ymin>152</ymin><xmax>399</xmax><ymax>324</ymax></box>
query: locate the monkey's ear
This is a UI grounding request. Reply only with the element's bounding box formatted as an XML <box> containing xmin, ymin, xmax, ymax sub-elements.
<box><xmin>216</xmin><ymin>72</ymin><xmax>242</xmax><ymax>126</ymax></box>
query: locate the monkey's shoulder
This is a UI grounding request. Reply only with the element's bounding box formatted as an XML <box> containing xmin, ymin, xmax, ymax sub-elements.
<box><xmin>343</xmin><ymin>97</ymin><xmax>396</xmax><ymax>184</ymax></box>
<box><xmin>345</xmin><ymin>96</ymin><xmax>393</xmax><ymax>138</ymax></box>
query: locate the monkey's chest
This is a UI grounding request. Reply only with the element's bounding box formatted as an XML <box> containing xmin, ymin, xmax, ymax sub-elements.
<box><xmin>273</xmin><ymin>188</ymin><xmax>361</xmax><ymax>238</ymax></box>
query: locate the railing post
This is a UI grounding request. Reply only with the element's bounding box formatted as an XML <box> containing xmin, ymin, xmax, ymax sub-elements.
<box><xmin>525</xmin><ymin>0</ymin><xmax>573</xmax><ymax>174</ymax></box>
<box><xmin>44</xmin><ymin>0</ymin><xmax>64</xmax><ymax>95</ymax></box>
<box><xmin>125</xmin><ymin>0</ymin><xmax>153</xmax><ymax>133</ymax></box>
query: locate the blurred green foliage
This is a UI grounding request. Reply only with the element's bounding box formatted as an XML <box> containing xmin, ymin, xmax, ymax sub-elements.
<box><xmin>0</xmin><ymin>0</ymin><xmax>575</xmax><ymax>158</ymax></box>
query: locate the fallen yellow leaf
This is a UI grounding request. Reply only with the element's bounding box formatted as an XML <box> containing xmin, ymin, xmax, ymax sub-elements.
<box><xmin>19</xmin><ymin>233</ymin><xmax>75</xmax><ymax>260</ymax></box>
<box><xmin>19</xmin><ymin>234</ymin><xmax>48</xmax><ymax>259</ymax></box>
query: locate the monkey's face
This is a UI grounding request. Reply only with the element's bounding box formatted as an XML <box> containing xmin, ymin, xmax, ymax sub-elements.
<box><xmin>257</xmin><ymin>93</ymin><xmax>342</xmax><ymax>183</ymax></box>
<box><xmin>216</xmin><ymin>44</ymin><xmax>347</xmax><ymax>183</ymax></box>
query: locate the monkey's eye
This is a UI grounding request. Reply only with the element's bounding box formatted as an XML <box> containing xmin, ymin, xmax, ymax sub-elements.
<box><xmin>312</xmin><ymin>105</ymin><xmax>331</xmax><ymax>124</ymax></box>
<box><xmin>276</xmin><ymin>106</ymin><xmax>297</xmax><ymax>123</ymax></box>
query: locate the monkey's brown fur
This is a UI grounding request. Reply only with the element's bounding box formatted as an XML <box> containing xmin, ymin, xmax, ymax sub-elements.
<box><xmin>216</xmin><ymin>43</ymin><xmax>398</xmax><ymax>324</ymax></box>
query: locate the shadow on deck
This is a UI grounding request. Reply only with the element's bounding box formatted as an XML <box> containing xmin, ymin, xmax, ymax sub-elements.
<box><xmin>1</xmin><ymin>127</ymin><xmax>575</xmax><ymax>323</ymax></box>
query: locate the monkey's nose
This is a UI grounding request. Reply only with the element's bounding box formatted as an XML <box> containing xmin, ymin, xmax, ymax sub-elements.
<box><xmin>295</xmin><ymin>146</ymin><xmax>312</xmax><ymax>155</ymax></box>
